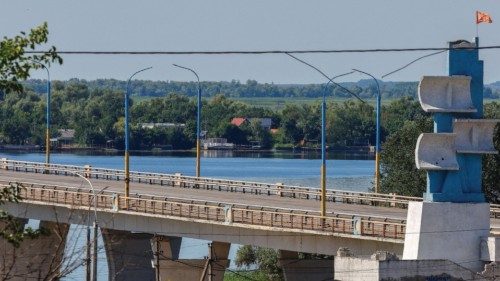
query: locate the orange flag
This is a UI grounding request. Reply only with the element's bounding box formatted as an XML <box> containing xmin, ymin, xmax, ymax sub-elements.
<box><xmin>476</xmin><ymin>11</ymin><xmax>493</xmax><ymax>24</ymax></box>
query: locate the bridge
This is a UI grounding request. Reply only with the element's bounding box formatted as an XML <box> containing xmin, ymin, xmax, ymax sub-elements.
<box><xmin>1</xmin><ymin>159</ymin><xmax>499</xmax><ymax>280</ymax></box>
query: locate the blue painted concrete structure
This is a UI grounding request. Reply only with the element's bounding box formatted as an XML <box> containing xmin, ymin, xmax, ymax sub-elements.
<box><xmin>425</xmin><ymin>38</ymin><xmax>485</xmax><ymax>203</ymax></box>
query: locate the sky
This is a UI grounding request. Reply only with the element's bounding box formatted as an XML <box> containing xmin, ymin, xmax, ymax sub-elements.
<box><xmin>1</xmin><ymin>0</ymin><xmax>499</xmax><ymax>84</ymax></box>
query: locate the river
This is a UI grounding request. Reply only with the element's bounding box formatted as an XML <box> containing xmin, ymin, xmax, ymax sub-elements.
<box><xmin>0</xmin><ymin>151</ymin><xmax>375</xmax><ymax>280</ymax></box>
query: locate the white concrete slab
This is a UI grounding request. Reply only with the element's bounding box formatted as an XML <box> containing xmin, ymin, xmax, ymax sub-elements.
<box><xmin>403</xmin><ymin>201</ymin><xmax>490</xmax><ymax>271</ymax></box>
<box><xmin>418</xmin><ymin>76</ymin><xmax>476</xmax><ymax>113</ymax></box>
<box><xmin>415</xmin><ymin>133</ymin><xmax>459</xmax><ymax>170</ymax></box>
<box><xmin>454</xmin><ymin>119</ymin><xmax>500</xmax><ymax>154</ymax></box>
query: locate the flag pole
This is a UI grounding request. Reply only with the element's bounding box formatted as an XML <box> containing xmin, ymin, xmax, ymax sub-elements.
<box><xmin>475</xmin><ymin>11</ymin><xmax>479</xmax><ymax>38</ymax></box>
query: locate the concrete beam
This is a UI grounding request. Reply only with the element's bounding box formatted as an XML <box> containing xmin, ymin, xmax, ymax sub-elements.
<box><xmin>3</xmin><ymin>201</ymin><xmax>404</xmax><ymax>257</ymax></box>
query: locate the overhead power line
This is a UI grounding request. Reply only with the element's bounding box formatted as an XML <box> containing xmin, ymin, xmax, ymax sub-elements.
<box><xmin>24</xmin><ymin>45</ymin><xmax>500</xmax><ymax>55</ymax></box>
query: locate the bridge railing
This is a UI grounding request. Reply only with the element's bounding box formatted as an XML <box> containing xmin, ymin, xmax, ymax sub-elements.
<box><xmin>0</xmin><ymin>159</ymin><xmax>421</xmax><ymax>208</ymax></box>
<box><xmin>6</xmin><ymin>181</ymin><xmax>406</xmax><ymax>240</ymax></box>
<box><xmin>3</xmin><ymin>159</ymin><xmax>500</xmax><ymax>218</ymax></box>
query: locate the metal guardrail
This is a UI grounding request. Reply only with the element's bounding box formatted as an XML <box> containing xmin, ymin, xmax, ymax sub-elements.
<box><xmin>5</xmin><ymin>181</ymin><xmax>407</xmax><ymax>240</ymax></box>
<box><xmin>2</xmin><ymin>159</ymin><xmax>499</xmax><ymax>219</ymax></box>
<box><xmin>0</xmin><ymin>159</ymin><xmax>421</xmax><ymax>208</ymax></box>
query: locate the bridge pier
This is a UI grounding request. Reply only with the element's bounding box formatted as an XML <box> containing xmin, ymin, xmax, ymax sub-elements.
<box><xmin>0</xmin><ymin>220</ymin><xmax>69</xmax><ymax>281</ymax></box>
<box><xmin>278</xmin><ymin>250</ymin><xmax>334</xmax><ymax>281</ymax></box>
<box><xmin>102</xmin><ymin>228</ymin><xmax>159</xmax><ymax>281</ymax></box>
<box><xmin>155</xmin><ymin>241</ymin><xmax>230</xmax><ymax>281</ymax></box>
<box><xmin>102</xmin><ymin>230</ymin><xmax>230</xmax><ymax>281</ymax></box>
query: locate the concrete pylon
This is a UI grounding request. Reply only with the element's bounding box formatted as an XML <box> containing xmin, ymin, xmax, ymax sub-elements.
<box><xmin>278</xmin><ymin>250</ymin><xmax>334</xmax><ymax>281</ymax></box>
<box><xmin>155</xmin><ymin>241</ymin><xmax>230</xmax><ymax>281</ymax></box>
<box><xmin>404</xmin><ymin>37</ymin><xmax>496</xmax><ymax>272</ymax></box>
<box><xmin>0</xmin><ymin>220</ymin><xmax>69</xmax><ymax>281</ymax></box>
<box><xmin>101</xmin><ymin>229</ymin><xmax>157</xmax><ymax>281</ymax></box>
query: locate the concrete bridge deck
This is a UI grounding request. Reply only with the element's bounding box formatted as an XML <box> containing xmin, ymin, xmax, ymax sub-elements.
<box><xmin>1</xmin><ymin>159</ymin><xmax>499</xmax><ymax>255</ymax></box>
<box><xmin>0</xmin><ymin>169</ymin><xmax>408</xmax><ymax>221</ymax></box>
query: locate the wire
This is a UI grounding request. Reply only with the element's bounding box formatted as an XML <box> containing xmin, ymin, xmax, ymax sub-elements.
<box><xmin>285</xmin><ymin>53</ymin><xmax>365</xmax><ymax>103</ymax></box>
<box><xmin>23</xmin><ymin>45</ymin><xmax>500</xmax><ymax>55</ymax></box>
<box><xmin>382</xmin><ymin>50</ymin><xmax>447</xmax><ymax>79</ymax></box>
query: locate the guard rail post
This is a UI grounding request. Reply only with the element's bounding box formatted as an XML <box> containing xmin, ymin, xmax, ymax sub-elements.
<box><xmin>389</xmin><ymin>193</ymin><xmax>396</xmax><ymax>207</ymax></box>
<box><xmin>276</xmin><ymin>182</ymin><xmax>284</xmax><ymax>197</ymax></box>
<box><xmin>112</xmin><ymin>194</ymin><xmax>119</xmax><ymax>211</ymax></box>
<box><xmin>353</xmin><ymin>216</ymin><xmax>361</xmax><ymax>235</ymax></box>
<box><xmin>224</xmin><ymin>205</ymin><xmax>233</xmax><ymax>224</ymax></box>
<box><xmin>84</xmin><ymin>165</ymin><xmax>92</xmax><ymax>179</ymax></box>
<box><xmin>1</xmin><ymin>158</ymin><xmax>7</xmax><ymax>170</ymax></box>
<box><xmin>174</xmin><ymin>173</ymin><xmax>182</xmax><ymax>187</ymax></box>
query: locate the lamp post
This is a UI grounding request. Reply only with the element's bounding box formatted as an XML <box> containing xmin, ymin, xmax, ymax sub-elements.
<box><xmin>173</xmin><ymin>64</ymin><xmax>202</xmax><ymax>178</ymax></box>
<box><xmin>352</xmin><ymin>69</ymin><xmax>381</xmax><ymax>193</ymax></box>
<box><xmin>285</xmin><ymin>52</ymin><xmax>364</xmax><ymax>216</ymax></box>
<box><xmin>320</xmin><ymin>71</ymin><xmax>355</xmax><ymax>216</ymax></box>
<box><xmin>65</xmin><ymin>171</ymin><xmax>98</xmax><ymax>281</ymax></box>
<box><xmin>30</xmin><ymin>61</ymin><xmax>51</xmax><ymax>165</ymax></box>
<box><xmin>125</xmin><ymin>67</ymin><xmax>152</xmax><ymax>200</ymax></box>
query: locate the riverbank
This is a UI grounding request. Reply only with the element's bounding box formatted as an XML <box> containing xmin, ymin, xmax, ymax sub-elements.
<box><xmin>0</xmin><ymin>145</ymin><xmax>374</xmax><ymax>159</ymax></box>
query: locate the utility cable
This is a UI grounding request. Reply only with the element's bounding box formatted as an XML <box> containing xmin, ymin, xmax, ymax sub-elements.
<box><xmin>382</xmin><ymin>50</ymin><xmax>447</xmax><ymax>79</ymax></box>
<box><xmin>23</xmin><ymin>45</ymin><xmax>500</xmax><ymax>55</ymax></box>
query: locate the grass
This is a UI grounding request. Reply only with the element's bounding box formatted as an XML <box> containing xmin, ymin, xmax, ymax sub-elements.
<box><xmin>224</xmin><ymin>270</ymin><xmax>270</xmax><ymax>281</ymax></box>
<box><xmin>233</xmin><ymin>97</ymin><xmax>398</xmax><ymax>109</ymax></box>
<box><xmin>133</xmin><ymin>95</ymin><xmax>499</xmax><ymax>109</ymax></box>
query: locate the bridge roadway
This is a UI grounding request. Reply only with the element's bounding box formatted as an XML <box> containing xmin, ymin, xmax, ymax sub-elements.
<box><xmin>0</xmin><ymin>169</ymin><xmax>408</xmax><ymax>221</ymax></box>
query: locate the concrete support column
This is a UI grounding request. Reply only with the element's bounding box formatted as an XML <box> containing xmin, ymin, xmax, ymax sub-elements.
<box><xmin>155</xmin><ymin>241</ymin><xmax>230</xmax><ymax>281</ymax></box>
<box><xmin>101</xmin><ymin>229</ymin><xmax>156</xmax><ymax>281</ymax></box>
<box><xmin>278</xmin><ymin>250</ymin><xmax>334</xmax><ymax>281</ymax></box>
<box><xmin>0</xmin><ymin>220</ymin><xmax>69</xmax><ymax>281</ymax></box>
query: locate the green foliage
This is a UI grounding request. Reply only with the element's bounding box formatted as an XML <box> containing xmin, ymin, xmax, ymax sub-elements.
<box><xmin>235</xmin><ymin>246</ymin><xmax>283</xmax><ymax>281</ymax></box>
<box><xmin>0</xmin><ymin>183</ymin><xmax>45</xmax><ymax>247</ymax></box>
<box><xmin>0</xmin><ymin>24</ymin><xmax>58</xmax><ymax>246</ymax></box>
<box><xmin>483</xmin><ymin>102</ymin><xmax>500</xmax><ymax>203</ymax></box>
<box><xmin>380</xmin><ymin>118</ymin><xmax>432</xmax><ymax>196</ymax></box>
<box><xmin>328</xmin><ymin>101</ymin><xmax>377</xmax><ymax>147</ymax></box>
<box><xmin>25</xmin><ymin>78</ymin><xmax>480</xmax><ymax>100</ymax></box>
<box><xmin>224</xmin><ymin>270</ymin><xmax>270</xmax><ymax>281</ymax></box>
<box><xmin>0</xmin><ymin>22</ymin><xmax>62</xmax><ymax>94</ymax></box>
<box><xmin>382</xmin><ymin>97</ymin><xmax>429</xmax><ymax>135</ymax></box>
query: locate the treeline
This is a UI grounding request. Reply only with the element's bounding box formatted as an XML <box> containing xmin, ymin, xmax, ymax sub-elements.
<box><xmin>23</xmin><ymin>79</ymin><xmax>500</xmax><ymax>100</ymax></box>
<box><xmin>0</xmin><ymin>80</ymin><xmax>453</xmax><ymax>150</ymax></box>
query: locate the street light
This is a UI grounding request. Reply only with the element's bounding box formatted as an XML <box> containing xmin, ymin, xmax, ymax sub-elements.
<box><xmin>285</xmin><ymin>53</ymin><xmax>363</xmax><ymax>216</ymax></box>
<box><xmin>352</xmin><ymin>69</ymin><xmax>382</xmax><ymax>193</ymax></box>
<box><xmin>125</xmin><ymin>67</ymin><xmax>152</xmax><ymax>200</ymax></box>
<box><xmin>30</xmin><ymin>61</ymin><xmax>51</xmax><ymax>165</ymax></box>
<box><xmin>172</xmin><ymin>64</ymin><xmax>202</xmax><ymax>178</ymax></box>
<box><xmin>65</xmin><ymin>171</ymin><xmax>98</xmax><ymax>281</ymax></box>
<box><xmin>320</xmin><ymin>71</ymin><xmax>355</xmax><ymax>216</ymax></box>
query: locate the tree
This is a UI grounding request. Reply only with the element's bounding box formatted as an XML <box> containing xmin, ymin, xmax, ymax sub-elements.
<box><xmin>328</xmin><ymin>101</ymin><xmax>376</xmax><ymax>147</ymax></box>
<box><xmin>235</xmin><ymin>246</ymin><xmax>283</xmax><ymax>281</ymax></box>
<box><xmin>483</xmin><ymin>102</ymin><xmax>500</xmax><ymax>203</ymax></box>
<box><xmin>379</xmin><ymin>118</ymin><xmax>432</xmax><ymax>196</ymax></box>
<box><xmin>0</xmin><ymin>22</ymin><xmax>62</xmax><ymax>94</ymax></box>
<box><xmin>1</xmin><ymin>23</ymin><xmax>62</xmax><ymax>247</ymax></box>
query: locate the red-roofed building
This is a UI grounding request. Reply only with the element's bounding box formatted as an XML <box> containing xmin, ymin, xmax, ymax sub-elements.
<box><xmin>231</xmin><ymin>117</ymin><xmax>273</xmax><ymax>130</ymax></box>
<box><xmin>231</xmin><ymin>117</ymin><xmax>248</xmax><ymax>127</ymax></box>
